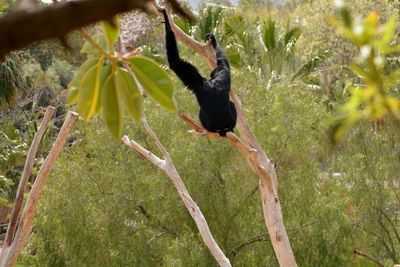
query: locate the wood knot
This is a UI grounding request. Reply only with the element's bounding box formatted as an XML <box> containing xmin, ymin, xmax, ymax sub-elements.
<box><xmin>276</xmin><ymin>232</ymin><xmax>282</xmax><ymax>242</ymax></box>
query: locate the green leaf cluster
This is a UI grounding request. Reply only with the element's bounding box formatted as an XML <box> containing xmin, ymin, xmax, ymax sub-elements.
<box><xmin>67</xmin><ymin>16</ymin><xmax>176</xmax><ymax>139</ymax></box>
<box><xmin>332</xmin><ymin>8</ymin><xmax>400</xmax><ymax>141</ymax></box>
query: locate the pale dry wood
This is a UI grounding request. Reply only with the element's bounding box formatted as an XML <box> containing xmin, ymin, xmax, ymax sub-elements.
<box><xmin>4</xmin><ymin>106</ymin><xmax>55</xmax><ymax>247</ymax></box>
<box><xmin>122</xmin><ymin>118</ymin><xmax>231</xmax><ymax>267</ymax></box>
<box><xmin>157</xmin><ymin>6</ymin><xmax>297</xmax><ymax>266</ymax></box>
<box><xmin>178</xmin><ymin>111</ymin><xmax>220</xmax><ymax>138</ymax></box>
<box><xmin>121</xmin><ymin>136</ymin><xmax>166</xmax><ymax>170</ymax></box>
<box><xmin>179</xmin><ymin>112</ymin><xmax>257</xmax><ymax>157</ymax></box>
<box><xmin>0</xmin><ymin>111</ymin><xmax>78</xmax><ymax>267</ymax></box>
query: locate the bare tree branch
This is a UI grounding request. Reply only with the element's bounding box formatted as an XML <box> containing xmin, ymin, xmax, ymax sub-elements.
<box><xmin>178</xmin><ymin>112</ymin><xmax>257</xmax><ymax>156</ymax></box>
<box><xmin>122</xmin><ymin>120</ymin><xmax>231</xmax><ymax>267</ymax></box>
<box><xmin>121</xmin><ymin>136</ymin><xmax>166</xmax><ymax>170</ymax></box>
<box><xmin>0</xmin><ymin>0</ymin><xmax>150</xmax><ymax>58</ymax></box>
<box><xmin>353</xmin><ymin>249</ymin><xmax>384</xmax><ymax>267</ymax></box>
<box><xmin>0</xmin><ymin>111</ymin><xmax>78</xmax><ymax>267</ymax></box>
<box><xmin>4</xmin><ymin>106</ymin><xmax>55</xmax><ymax>247</ymax></box>
<box><xmin>0</xmin><ymin>0</ymin><xmax>199</xmax><ymax>58</ymax></box>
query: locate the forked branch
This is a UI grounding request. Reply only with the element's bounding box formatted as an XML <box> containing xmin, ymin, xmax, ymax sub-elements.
<box><xmin>156</xmin><ymin>6</ymin><xmax>297</xmax><ymax>267</ymax></box>
<box><xmin>178</xmin><ymin>112</ymin><xmax>257</xmax><ymax>157</ymax></box>
<box><xmin>122</xmin><ymin>118</ymin><xmax>231</xmax><ymax>267</ymax></box>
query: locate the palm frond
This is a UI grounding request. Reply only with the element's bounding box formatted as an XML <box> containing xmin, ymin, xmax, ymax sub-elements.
<box><xmin>292</xmin><ymin>51</ymin><xmax>331</xmax><ymax>79</ymax></box>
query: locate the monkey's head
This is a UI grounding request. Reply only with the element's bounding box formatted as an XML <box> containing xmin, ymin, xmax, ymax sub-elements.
<box><xmin>205</xmin><ymin>33</ymin><xmax>217</xmax><ymax>49</ymax></box>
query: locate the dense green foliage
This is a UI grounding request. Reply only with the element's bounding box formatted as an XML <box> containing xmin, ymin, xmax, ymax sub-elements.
<box><xmin>0</xmin><ymin>0</ymin><xmax>399</xmax><ymax>266</ymax></box>
<box><xmin>0</xmin><ymin>53</ymin><xmax>29</xmax><ymax>106</ymax></box>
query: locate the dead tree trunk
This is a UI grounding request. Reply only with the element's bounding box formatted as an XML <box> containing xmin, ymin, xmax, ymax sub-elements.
<box><xmin>0</xmin><ymin>109</ymin><xmax>78</xmax><ymax>267</ymax></box>
<box><xmin>153</xmin><ymin>5</ymin><xmax>297</xmax><ymax>266</ymax></box>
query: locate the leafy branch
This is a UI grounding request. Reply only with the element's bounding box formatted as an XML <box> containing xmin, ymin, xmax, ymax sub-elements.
<box><xmin>68</xmin><ymin>17</ymin><xmax>176</xmax><ymax>139</ymax></box>
<box><xmin>331</xmin><ymin>6</ymin><xmax>400</xmax><ymax>141</ymax></box>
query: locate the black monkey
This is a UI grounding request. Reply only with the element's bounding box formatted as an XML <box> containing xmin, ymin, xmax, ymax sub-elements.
<box><xmin>160</xmin><ymin>8</ymin><xmax>237</xmax><ymax>137</ymax></box>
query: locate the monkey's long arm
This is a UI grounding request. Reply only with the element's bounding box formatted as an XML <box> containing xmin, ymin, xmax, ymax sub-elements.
<box><xmin>215</xmin><ymin>45</ymin><xmax>230</xmax><ymax>70</ymax></box>
<box><xmin>162</xmin><ymin>10</ymin><xmax>205</xmax><ymax>92</ymax></box>
<box><xmin>209</xmin><ymin>42</ymin><xmax>231</xmax><ymax>91</ymax></box>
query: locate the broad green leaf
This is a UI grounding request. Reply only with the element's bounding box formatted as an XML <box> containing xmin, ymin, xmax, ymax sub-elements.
<box><xmin>115</xmin><ymin>68</ymin><xmax>143</xmax><ymax>123</ymax></box>
<box><xmin>77</xmin><ymin>58</ymin><xmax>104</xmax><ymax>121</ymax></box>
<box><xmin>95</xmin><ymin>65</ymin><xmax>113</xmax><ymax>115</ymax></box>
<box><xmin>102</xmin><ymin>74</ymin><xmax>122</xmax><ymax>139</ymax></box>
<box><xmin>81</xmin><ymin>35</ymin><xmax>109</xmax><ymax>55</ymax></box>
<box><xmin>128</xmin><ymin>56</ymin><xmax>176</xmax><ymax>111</ymax></box>
<box><xmin>102</xmin><ymin>16</ymin><xmax>120</xmax><ymax>47</ymax></box>
<box><xmin>67</xmin><ymin>57</ymin><xmax>98</xmax><ymax>105</ymax></box>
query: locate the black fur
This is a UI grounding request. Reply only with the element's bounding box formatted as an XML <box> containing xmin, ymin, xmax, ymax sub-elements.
<box><xmin>160</xmin><ymin>9</ymin><xmax>237</xmax><ymax>137</ymax></box>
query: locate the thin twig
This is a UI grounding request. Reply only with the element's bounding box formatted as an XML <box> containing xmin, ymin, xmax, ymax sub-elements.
<box><xmin>381</xmin><ymin>209</ymin><xmax>400</xmax><ymax>244</ymax></box>
<box><xmin>141</xmin><ymin>118</ymin><xmax>170</xmax><ymax>161</ymax></box>
<box><xmin>79</xmin><ymin>29</ymin><xmax>109</xmax><ymax>57</ymax></box>
<box><xmin>378</xmin><ymin>216</ymin><xmax>398</xmax><ymax>262</ymax></box>
<box><xmin>353</xmin><ymin>249</ymin><xmax>384</xmax><ymax>267</ymax></box>
<box><xmin>228</xmin><ymin>234</ymin><xmax>268</xmax><ymax>257</ymax></box>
